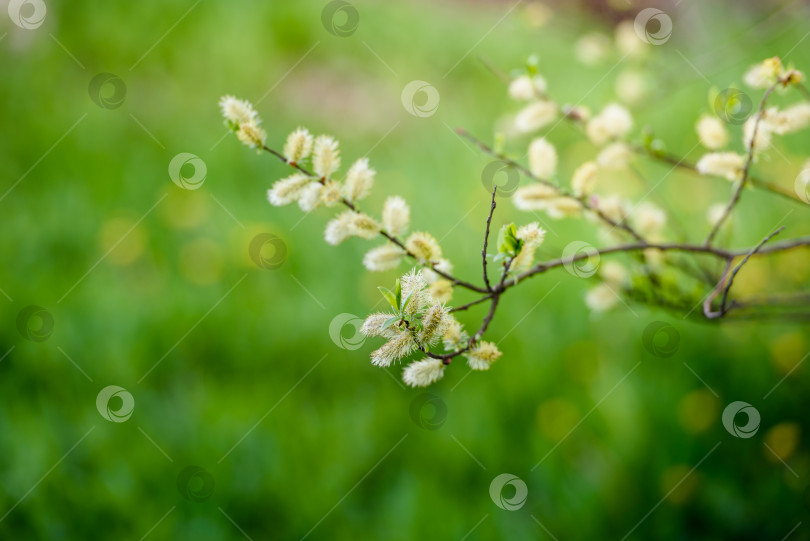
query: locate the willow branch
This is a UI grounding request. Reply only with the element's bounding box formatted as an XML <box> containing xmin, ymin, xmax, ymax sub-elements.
<box><xmin>456</xmin><ymin>129</ymin><xmax>647</xmax><ymax>243</ymax></box>
<box><xmin>706</xmin><ymin>226</ymin><xmax>785</xmax><ymax>318</ymax></box>
<box><xmin>450</xmin><ymin>293</ymin><xmax>495</xmax><ymax>313</ymax></box>
<box><xmin>702</xmin><ymin>259</ymin><xmax>734</xmax><ymax>319</ymax></box>
<box><xmin>481</xmin><ymin>187</ymin><xmax>498</xmax><ymax>292</ymax></box>
<box><xmin>631</xmin><ymin>145</ymin><xmax>805</xmax><ymax>205</ymax></box>
<box><xmin>493</xmin><ymin>236</ymin><xmax>810</xmax><ymax>296</ymax></box>
<box><xmin>260</xmin><ymin>144</ymin><xmax>489</xmax><ymax>294</ymax></box>
<box><xmin>423</xmin><ymin>258</ymin><xmax>512</xmax><ymax>363</ymax></box>
<box><xmin>704</xmin><ymin>82</ymin><xmax>779</xmax><ymax>246</ymax></box>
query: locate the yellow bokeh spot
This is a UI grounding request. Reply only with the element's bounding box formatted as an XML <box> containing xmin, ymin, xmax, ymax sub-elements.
<box><xmin>775</xmin><ymin>249</ymin><xmax>810</xmax><ymax>285</ymax></box>
<box><xmin>233</xmin><ymin>223</ymin><xmax>288</xmax><ymax>270</ymax></box>
<box><xmin>678</xmin><ymin>389</ymin><xmax>719</xmax><ymax>434</ymax></box>
<box><xmin>178</xmin><ymin>237</ymin><xmax>224</xmax><ymax>285</ymax></box>
<box><xmin>536</xmin><ymin>398</ymin><xmax>580</xmax><ymax>441</ymax></box>
<box><xmin>660</xmin><ymin>464</ymin><xmax>699</xmax><ymax>505</ymax></box>
<box><xmin>732</xmin><ymin>259</ymin><xmax>769</xmax><ymax>297</ymax></box>
<box><xmin>161</xmin><ymin>189</ymin><xmax>208</xmax><ymax>229</ymax></box>
<box><xmin>770</xmin><ymin>332</ymin><xmax>806</xmax><ymax>375</ymax></box>
<box><xmin>764</xmin><ymin>422</ymin><xmax>800</xmax><ymax>463</ymax></box>
<box><xmin>99</xmin><ymin>216</ymin><xmax>145</xmax><ymax>266</ymax></box>
<box><xmin>525</xmin><ymin>3</ymin><xmax>552</xmax><ymax>28</ymax></box>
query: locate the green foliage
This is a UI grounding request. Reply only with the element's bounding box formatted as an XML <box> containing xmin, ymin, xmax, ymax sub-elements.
<box><xmin>2</xmin><ymin>1</ymin><xmax>810</xmax><ymax>540</ymax></box>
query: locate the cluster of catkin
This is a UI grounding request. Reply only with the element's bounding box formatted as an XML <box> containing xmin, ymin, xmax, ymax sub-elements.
<box><xmin>221</xmin><ymin>51</ymin><xmax>809</xmax><ymax>386</ymax></box>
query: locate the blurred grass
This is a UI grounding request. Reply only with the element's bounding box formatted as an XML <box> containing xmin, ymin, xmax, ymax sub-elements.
<box><xmin>2</xmin><ymin>0</ymin><xmax>810</xmax><ymax>539</ymax></box>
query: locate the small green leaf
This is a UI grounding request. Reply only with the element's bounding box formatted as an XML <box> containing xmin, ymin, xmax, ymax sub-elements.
<box><xmin>650</xmin><ymin>139</ymin><xmax>666</xmax><ymax>156</ymax></box>
<box><xmin>401</xmin><ymin>288</ymin><xmax>416</xmax><ymax>312</ymax></box>
<box><xmin>378</xmin><ymin>286</ymin><xmax>397</xmax><ymax>310</ymax></box>
<box><xmin>526</xmin><ymin>54</ymin><xmax>540</xmax><ymax>75</ymax></box>
<box><xmin>380</xmin><ymin>316</ymin><xmax>400</xmax><ymax>331</ymax></box>
<box><xmin>395</xmin><ymin>278</ymin><xmax>402</xmax><ymax>309</ymax></box>
<box><xmin>497</xmin><ymin>225</ymin><xmax>508</xmax><ymax>253</ymax></box>
<box><xmin>497</xmin><ymin>223</ymin><xmax>521</xmax><ymax>256</ymax></box>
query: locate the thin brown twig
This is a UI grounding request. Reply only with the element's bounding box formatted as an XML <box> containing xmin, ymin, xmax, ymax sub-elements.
<box><xmin>631</xmin><ymin>144</ymin><xmax>805</xmax><ymax>205</ymax></box>
<box><xmin>715</xmin><ymin>226</ymin><xmax>785</xmax><ymax>316</ymax></box>
<box><xmin>422</xmin><ymin>258</ymin><xmax>513</xmax><ymax>364</ymax></box>
<box><xmin>498</xmin><ymin>237</ymin><xmax>810</xmax><ymax>293</ymax></box>
<box><xmin>704</xmin><ymin>82</ymin><xmax>780</xmax><ymax>246</ymax></box>
<box><xmin>457</xmin><ymin>128</ymin><xmax>647</xmax><ymax>242</ymax></box>
<box><xmin>481</xmin><ymin>186</ymin><xmax>498</xmax><ymax>292</ymax></box>
<box><xmin>450</xmin><ymin>294</ymin><xmax>495</xmax><ymax>313</ymax></box>
<box><xmin>491</xmin><ymin>60</ymin><xmax>806</xmax><ymax>206</ymax></box>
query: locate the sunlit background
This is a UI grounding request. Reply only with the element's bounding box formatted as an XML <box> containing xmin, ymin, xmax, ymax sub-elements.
<box><xmin>2</xmin><ymin>0</ymin><xmax>810</xmax><ymax>539</ymax></box>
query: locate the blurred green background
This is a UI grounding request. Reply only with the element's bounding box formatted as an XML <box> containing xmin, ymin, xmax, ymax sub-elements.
<box><xmin>2</xmin><ymin>0</ymin><xmax>810</xmax><ymax>539</ymax></box>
